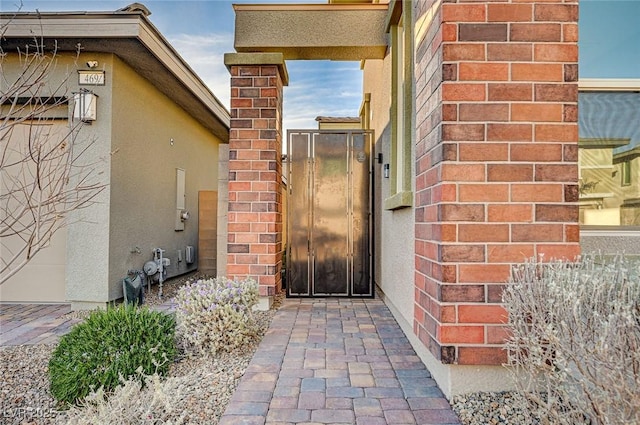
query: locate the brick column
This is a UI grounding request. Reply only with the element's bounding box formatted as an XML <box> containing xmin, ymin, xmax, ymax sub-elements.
<box><xmin>413</xmin><ymin>0</ymin><xmax>579</xmax><ymax>365</ymax></box>
<box><xmin>224</xmin><ymin>53</ymin><xmax>289</xmax><ymax>309</ymax></box>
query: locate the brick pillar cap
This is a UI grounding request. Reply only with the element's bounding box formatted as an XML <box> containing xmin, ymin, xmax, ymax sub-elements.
<box><xmin>224</xmin><ymin>52</ymin><xmax>289</xmax><ymax>86</ymax></box>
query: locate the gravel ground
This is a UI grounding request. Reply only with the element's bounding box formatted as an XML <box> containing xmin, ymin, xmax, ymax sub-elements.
<box><xmin>143</xmin><ymin>271</ymin><xmax>209</xmax><ymax>308</ymax></box>
<box><xmin>0</xmin><ymin>344</ymin><xmax>59</xmax><ymax>424</ymax></box>
<box><xmin>0</xmin><ymin>275</ymin><xmax>281</xmax><ymax>425</ymax></box>
<box><xmin>60</xmin><ymin>271</ymin><xmax>206</xmax><ymax>321</ymax></box>
<box><xmin>451</xmin><ymin>392</ymin><xmax>534</xmax><ymax>425</ymax></box>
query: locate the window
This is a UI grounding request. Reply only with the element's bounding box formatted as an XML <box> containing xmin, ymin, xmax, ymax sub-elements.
<box><xmin>578</xmin><ymin>2</ymin><xmax>640</xmax><ymax>229</ymax></box>
<box><xmin>621</xmin><ymin>160</ymin><xmax>632</xmax><ymax>187</ymax></box>
<box><xmin>384</xmin><ymin>0</ymin><xmax>413</xmax><ymax>210</ymax></box>
<box><xmin>578</xmin><ymin>82</ymin><xmax>640</xmax><ymax>226</ymax></box>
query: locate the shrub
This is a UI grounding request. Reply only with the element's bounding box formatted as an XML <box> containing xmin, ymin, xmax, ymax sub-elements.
<box><xmin>503</xmin><ymin>254</ymin><xmax>640</xmax><ymax>425</ymax></box>
<box><xmin>174</xmin><ymin>277</ymin><xmax>259</xmax><ymax>355</ymax></box>
<box><xmin>62</xmin><ymin>373</ymin><xmax>187</xmax><ymax>425</ymax></box>
<box><xmin>49</xmin><ymin>305</ymin><xmax>176</xmax><ymax>405</ymax></box>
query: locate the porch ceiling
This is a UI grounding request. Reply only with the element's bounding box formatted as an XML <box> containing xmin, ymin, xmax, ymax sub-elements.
<box><xmin>233</xmin><ymin>3</ymin><xmax>389</xmax><ymax>61</ymax></box>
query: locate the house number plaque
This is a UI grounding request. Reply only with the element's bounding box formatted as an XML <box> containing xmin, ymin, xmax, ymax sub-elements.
<box><xmin>78</xmin><ymin>70</ymin><xmax>105</xmax><ymax>85</ymax></box>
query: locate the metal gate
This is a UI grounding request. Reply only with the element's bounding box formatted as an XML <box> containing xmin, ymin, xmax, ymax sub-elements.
<box><xmin>286</xmin><ymin>130</ymin><xmax>373</xmax><ymax>297</ymax></box>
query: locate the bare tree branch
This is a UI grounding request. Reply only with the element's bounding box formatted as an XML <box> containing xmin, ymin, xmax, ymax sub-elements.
<box><xmin>1</xmin><ymin>17</ymin><xmax>108</xmax><ymax>285</ymax></box>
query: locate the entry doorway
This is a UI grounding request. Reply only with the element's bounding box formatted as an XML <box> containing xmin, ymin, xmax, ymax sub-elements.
<box><xmin>286</xmin><ymin>130</ymin><xmax>373</xmax><ymax>297</ymax></box>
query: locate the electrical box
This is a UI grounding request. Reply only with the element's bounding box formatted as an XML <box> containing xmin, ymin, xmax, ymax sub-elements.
<box><xmin>175</xmin><ymin>168</ymin><xmax>186</xmax><ymax>231</ymax></box>
<box><xmin>185</xmin><ymin>246</ymin><xmax>195</xmax><ymax>264</ymax></box>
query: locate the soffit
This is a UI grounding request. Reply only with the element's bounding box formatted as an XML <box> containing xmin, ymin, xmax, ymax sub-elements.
<box><xmin>233</xmin><ymin>4</ymin><xmax>389</xmax><ymax>60</ymax></box>
<box><xmin>1</xmin><ymin>11</ymin><xmax>230</xmax><ymax>142</ymax></box>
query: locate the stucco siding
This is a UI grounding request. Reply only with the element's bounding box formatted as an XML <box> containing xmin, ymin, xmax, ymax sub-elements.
<box><xmin>580</xmin><ymin>230</ymin><xmax>640</xmax><ymax>257</ymax></box>
<box><xmin>65</xmin><ymin>53</ymin><xmax>114</xmax><ymax>307</ymax></box>
<box><xmin>108</xmin><ymin>56</ymin><xmax>220</xmax><ymax>301</ymax></box>
<box><xmin>0</xmin><ymin>53</ymin><xmax>113</xmax><ymax>304</ymax></box>
<box><xmin>216</xmin><ymin>144</ymin><xmax>229</xmax><ymax>277</ymax></box>
<box><xmin>363</xmin><ymin>57</ymin><xmax>416</xmax><ymax>326</ymax></box>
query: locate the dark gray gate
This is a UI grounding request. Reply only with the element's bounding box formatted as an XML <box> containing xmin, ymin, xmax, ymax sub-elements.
<box><xmin>286</xmin><ymin>130</ymin><xmax>373</xmax><ymax>297</ymax></box>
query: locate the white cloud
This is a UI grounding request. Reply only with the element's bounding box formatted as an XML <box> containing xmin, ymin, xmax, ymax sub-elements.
<box><xmin>284</xmin><ymin>61</ymin><xmax>362</xmax><ymax>131</ymax></box>
<box><xmin>166</xmin><ymin>33</ymin><xmax>364</xmax><ymax>136</ymax></box>
<box><xmin>167</xmin><ymin>32</ymin><xmax>234</xmax><ymax>109</ymax></box>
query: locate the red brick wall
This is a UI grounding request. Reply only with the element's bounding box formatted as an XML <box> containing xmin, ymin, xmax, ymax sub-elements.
<box><xmin>413</xmin><ymin>0</ymin><xmax>579</xmax><ymax>365</ymax></box>
<box><xmin>227</xmin><ymin>64</ymin><xmax>284</xmax><ymax>297</ymax></box>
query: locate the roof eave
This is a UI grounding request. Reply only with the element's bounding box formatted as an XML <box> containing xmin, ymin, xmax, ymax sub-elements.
<box><xmin>1</xmin><ymin>11</ymin><xmax>230</xmax><ymax>141</ymax></box>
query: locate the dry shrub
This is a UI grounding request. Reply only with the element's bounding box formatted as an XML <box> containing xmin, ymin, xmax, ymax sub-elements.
<box><xmin>174</xmin><ymin>277</ymin><xmax>259</xmax><ymax>355</ymax></box>
<box><xmin>503</xmin><ymin>254</ymin><xmax>640</xmax><ymax>425</ymax></box>
<box><xmin>60</xmin><ymin>374</ymin><xmax>187</xmax><ymax>425</ymax></box>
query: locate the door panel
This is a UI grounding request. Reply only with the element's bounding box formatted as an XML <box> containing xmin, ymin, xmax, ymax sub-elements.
<box><xmin>288</xmin><ymin>132</ymin><xmax>311</xmax><ymax>296</ymax></box>
<box><xmin>351</xmin><ymin>133</ymin><xmax>372</xmax><ymax>296</ymax></box>
<box><xmin>287</xmin><ymin>130</ymin><xmax>372</xmax><ymax>297</ymax></box>
<box><xmin>312</xmin><ymin>133</ymin><xmax>349</xmax><ymax>295</ymax></box>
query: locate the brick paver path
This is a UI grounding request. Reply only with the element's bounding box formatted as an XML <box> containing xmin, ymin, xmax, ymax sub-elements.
<box><xmin>0</xmin><ymin>302</ymin><xmax>175</xmax><ymax>346</ymax></box>
<box><xmin>220</xmin><ymin>298</ymin><xmax>461</xmax><ymax>425</ymax></box>
<box><xmin>0</xmin><ymin>304</ymin><xmax>80</xmax><ymax>346</ymax></box>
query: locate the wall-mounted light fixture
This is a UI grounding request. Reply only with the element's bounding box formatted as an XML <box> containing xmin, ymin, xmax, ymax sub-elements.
<box><xmin>72</xmin><ymin>89</ymin><xmax>98</xmax><ymax>122</ymax></box>
<box><xmin>384</xmin><ymin>164</ymin><xmax>390</xmax><ymax>178</ymax></box>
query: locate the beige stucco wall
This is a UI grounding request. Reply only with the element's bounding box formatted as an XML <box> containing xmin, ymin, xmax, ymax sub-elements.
<box><xmin>317</xmin><ymin>121</ymin><xmax>361</xmax><ymax>130</ymax></box>
<box><xmin>362</xmin><ymin>57</ymin><xmax>416</xmax><ymax>327</ymax></box>
<box><xmin>65</xmin><ymin>53</ymin><xmax>114</xmax><ymax>308</ymax></box>
<box><xmin>233</xmin><ymin>4</ymin><xmax>387</xmax><ymax>60</ymax></box>
<box><xmin>107</xmin><ymin>55</ymin><xmax>220</xmax><ymax>302</ymax></box>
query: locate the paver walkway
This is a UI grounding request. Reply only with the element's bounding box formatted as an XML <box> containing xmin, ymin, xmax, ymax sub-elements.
<box><xmin>219</xmin><ymin>298</ymin><xmax>460</xmax><ymax>425</ymax></box>
<box><xmin>0</xmin><ymin>304</ymin><xmax>80</xmax><ymax>346</ymax></box>
<box><xmin>0</xmin><ymin>302</ymin><xmax>175</xmax><ymax>346</ymax></box>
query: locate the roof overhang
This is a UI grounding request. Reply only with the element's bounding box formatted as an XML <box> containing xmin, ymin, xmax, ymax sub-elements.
<box><xmin>614</xmin><ymin>146</ymin><xmax>640</xmax><ymax>163</ymax></box>
<box><xmin>579</xmin><ymin>138</ymin><xmax>631</xmax><ymax>149</ymax></box>
<box><xmin>233</xmin><ymin>3</ymin><xmax>389</xmax><ymax>60</ymax></box>
<box><xmin>0</xmin><ymin>9</ymin><xmax>230</xmax><ymax>142</ymax></box>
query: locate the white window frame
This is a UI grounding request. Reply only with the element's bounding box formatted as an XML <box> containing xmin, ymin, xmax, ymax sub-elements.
<box><xmin>384</xmin><ymin>0</ymin><xmax>413</xmax><ymax>210</ymax></box>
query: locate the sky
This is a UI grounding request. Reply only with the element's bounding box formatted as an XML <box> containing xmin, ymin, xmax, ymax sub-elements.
<box><xmin>3</xmin><ymin>0</ymin><xmax>364</xmax><ymax>133</ymax></box>
<box><xmin>4</xmin><ymin>0</ymin><xmax>638</xmax><ymax>130</ymax></box>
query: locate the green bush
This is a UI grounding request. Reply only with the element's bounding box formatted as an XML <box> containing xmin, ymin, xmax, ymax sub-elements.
<box><xmin>174</xmin><ymin>277</ymin><xmax>259</xmax><ymax>355</ymax></box>
<box><xmin>49</xmin><ymin>305</ymin><xmax>177</xmax><ymax>405</ymax></box>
